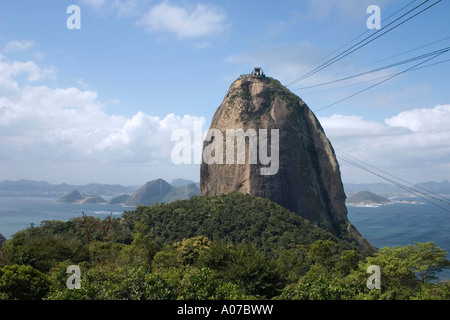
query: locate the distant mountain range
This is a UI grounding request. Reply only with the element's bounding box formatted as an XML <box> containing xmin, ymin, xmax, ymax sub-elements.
<box><xmin>343</xmin><ymin>180</ymin><xmax>450</xmax><ymax>196</ymax></box>
<box><xmin>1</xmin><ymin>179</ymin><xmax>448</xmax><ymax>198</ymax></box>
<box><xmin>124</xmin><ymin>179</ymin><xmax>200</xmax><ymax>206</ymax></box>
<box><xmin>0</xmin><ymin>179</ymin><xmax>139</xmax><ymax>197</ymax></box>
<box><xmin>56</xmin><ymin>191</ymin><xmax>110</xmax><ymax>204</ymax></box>
<box><xmin>0</xmin><ymin>178</ymin><xmax>199</xmax><ymax>197</ymax></box>
<box><xmin>55</xmin><ymin>178</ymin><xmax>201</xmax><ymax>206</ymax></box>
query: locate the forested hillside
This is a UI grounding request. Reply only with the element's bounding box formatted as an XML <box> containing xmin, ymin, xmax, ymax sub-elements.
<box><xmin>0</xmin><ymin>193</ymin><xmax>448</xmax><ymax>300</ymax></box>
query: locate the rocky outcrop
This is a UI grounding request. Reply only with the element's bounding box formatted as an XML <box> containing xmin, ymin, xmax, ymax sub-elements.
<box><xmin>0</xmin><ymin>233</ymin><xmax>6</xmax><ymax>245</ymax></box>
<box><xmin>57</xmin><ymin>190</ymin><xmax>85</xmax><ymax>203</ymax></box>
<box><xmin>124</xmin><ymin>179</ymin><xmax>200</xmax><ymax>206</ymax></box>
<box><xmin>56</xmin><ymin>191</ymin><xmax>107</xmax><ymax>204</ymax></box>
<box><xmin>200</xmin><ymin>73</ymin><xmax>372</xmax><ymax>250</ymax></box>
<box><xmin>109</xmin><ymin>194</ymin><xmax>130</xmax><ymax>204</ymax></box>
<box><xmin>162</xmin><ymin>183</ymin><xmax>200</xmax><ymax>203</ymax></box>
<box><xmin>124</xmin><ymin>179</ymin><xmax>172</xmax><ymax>206</ymax></box>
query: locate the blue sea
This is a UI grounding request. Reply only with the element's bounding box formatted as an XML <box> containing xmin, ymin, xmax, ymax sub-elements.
<box><xmin>0</xmin><ymin>197</ymin><xmax>134</xmax><ymax>239</ymax></box>
<box><xmin>0</xmin><ymin>196</ymin><xmax>449</xmax><ymax>279</ymax></box>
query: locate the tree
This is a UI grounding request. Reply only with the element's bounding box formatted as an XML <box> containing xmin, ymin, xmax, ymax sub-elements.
<box><xmin>346</xmin><ymin>242</ymin><xmax>450</xmax><ymax>300</ymax></box>
<box><xmin>174</xmin><ymin>236</ymin><xmax>211</xmax><ymax>266</ymax></box>
<box><xmin>178</xmin><ymin>267</ymin><xmax>220</xmax><ymax>300</ymax></box>
<box><xmin>0</xmin><ymin>264</ymin><xmax>50</xmax><ymax>300</ymax></box>
<box><xmin>276</xmin><ymin>246</ymin><xmax>309</xmax><ymax>284</ymax></box>
<box><xmin>0</xmin><ymin>233</ymin><xmax>88</xmax><ymax>273</ymax></box>
<box><xmin>307</xmin><ymin>240</ymin><xmax>338</xmax><ymax>270</ymax></box>
<box><xmin>196</xmin><ymin>241</ymin><xmax>234</xmax><ymax>272</ymax></box>
<box><xmin>177</xmin><ymin>267</ymin><xmax>252</xmax><ymax>300</ymax></box>
<box><xmin>121</xmin><ymin>222</ymin><xmax>159</xmax><ymax>268</ymax></box>
<box><xmin>152</xmin><ymin>251</ymin><xmax>180</xmax><ymax>272</ymax></box>
<box><xmin>278</xmin><ymin>264</ymin><xmax>347</xmax><ymax>300</ymax></box>
<box><xmin>224</xmin><ymin>244</ymin><xmax>284</xmax><ymax>298</ymax></box>
<box><xmin>143</xmin><ymin>273</ymin><xmax>175</xmax><ymax>300</ymax></box>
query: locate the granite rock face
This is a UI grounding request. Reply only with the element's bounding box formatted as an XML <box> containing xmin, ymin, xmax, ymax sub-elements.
<box><xmin>200</xmin><ymin>74</ymin><xmax>372</xmax><ymax>249</ymax></box>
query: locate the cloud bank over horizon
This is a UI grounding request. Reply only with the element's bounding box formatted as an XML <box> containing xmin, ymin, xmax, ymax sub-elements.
<box><xmin>0</xmin><ymin>52</ymin><xmax>449</xmax><ymax>185</ymax></box>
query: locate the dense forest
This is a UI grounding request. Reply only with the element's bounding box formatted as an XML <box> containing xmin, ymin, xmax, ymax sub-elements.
<box><xmin>0</xmin><ymin>193</ymin><xmax>448</xmax><ymax>300</ymax></box>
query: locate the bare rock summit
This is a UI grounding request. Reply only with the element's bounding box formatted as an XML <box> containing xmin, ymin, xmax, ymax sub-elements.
<box><xmin>200</xmin><ymin>70</ymin><xmax>372</xmax><ymax>250</ymax></box>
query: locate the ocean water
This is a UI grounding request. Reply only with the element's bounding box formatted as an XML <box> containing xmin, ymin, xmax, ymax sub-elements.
<box><xmin>347</xmin><ymin>197</ymin><xmax>450</xmax><ymax>280</ymax></box>
<box><xmin>0</xmin><ymin>197</ymin><xmax>134</xmax><ymax>239</ymax></box>
<box><xmin>0</xmin><ymin>196</ymin><xmax>449</xmax><ymax>279</ymax></box>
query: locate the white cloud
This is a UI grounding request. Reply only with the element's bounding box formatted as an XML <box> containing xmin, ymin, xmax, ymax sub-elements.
<box><xmin>136</xmin><ymin>1</ymin><xmax>228</xmax><ymax>39</ymax></box>
<box><xmin>2</xmin><ymin>40</ymin><xmax>34</xmax><ymax>53</ymax></box>
<box><xmin>94</xmin><ymin>111</ymin><xmax>205</xmax><ymax>162</ymax></box>
<box><xmin>80</xmin><ymin>0</ymin><xmax>142</xmax><ymax>17</ymax></box>
<box><xmin>319</xmin><ymin>106</ymin><xmax>450</xmax><ymax>183</ymax></box>
<box><xmin>79</xmin><ymin>0</ymin><xmax>106</xmax><ymax>11</ymax></box>
<box><xmin>385</xmin><ymin>104</ymin><xmax>450</xmax><ymax>132</ymax></box>
<box><xmin>3</xmin><ymin>40</ymin><xmax>34</xmax><ymax>52</ymax></box>
<box><xmin>0</xmin><ymin>57</ymin><xmax>205</xmax><ymax>181</ymax></box>
<box><xmin>1</xmin><ymin>55</ymin><xmax>448</xmax><ymax>184</ymax></box>
<box><xmin>111</xmin><ymin>0</ymin><xmax>140</xmax><ymax>17</ymax></box>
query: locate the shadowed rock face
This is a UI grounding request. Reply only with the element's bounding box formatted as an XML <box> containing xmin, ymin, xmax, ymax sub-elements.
<box><xmin>0</xmin><ymin>233</ymin><xmax>6</xmax><ymax>245</ymax></box>
<box><xmin>200</xmin><ymin>75</ymin><xmax>372</xmax><ymax>250</ymax></box>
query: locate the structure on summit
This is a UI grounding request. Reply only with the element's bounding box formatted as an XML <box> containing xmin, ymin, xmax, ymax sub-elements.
<box><xmin>251</xmin><ymin>67</ymin><xmax>265</xmax><ymax>78</ymax></box>
<box><xmin>201</xmin><ymin>69</ymin><xmax>372</xmax><ymax>250</ymax></box>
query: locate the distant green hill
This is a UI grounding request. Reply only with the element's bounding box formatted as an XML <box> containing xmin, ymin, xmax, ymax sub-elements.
<box><xmin>346</xmin><ymin>191</ymin><xmax>391</xmax><ymax>206</ymax></box>
<box><xmin>109</xmin><ymin>194</ymin><xmax>130</xmax><ymax>204</ymax></box>
<box><xmin>56</xmin><ymin>190</ymin><xmax>85</xmax><ymax>203</ymax></box>
<box><xmin>122</xmin><ymin>192</ymin><xmax>365</xmax><ymax>255</ymax></box>
<box><xmin>170</xmin><ymin>178</ymin><xmax>197</xmax><ymax>187</ymax></box>
<box><xmin>162</xmin><ymin>183</ymin><xmax>200</xmax><ymax>203</ymax></box>
<box><xmin>124</xmin><ymin>179</ymin><xmax>200</xmax><ymax>206</ymax></box>
<box><xmin>55</xmin><ymin>180</ymin><xmax>201</xmax><ymax>206</ymax></box>
<box><xmin>56</xmin><ymin>191</ymin><xmax>106</xmax><ymax>204</ymax></box>
<box><xmin>124</xmin><ymin>179</ymin><xmax>172</xmax><ymax>206</ymax></box>
<box><xmin>81</xmin><ymin>196</ymin><xmax>107</xmax><ymax>204</ymax></box>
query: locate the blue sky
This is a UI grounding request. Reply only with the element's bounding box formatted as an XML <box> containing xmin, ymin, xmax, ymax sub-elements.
<box><xmin>0</xmin><ymin>0</ymin><xmax>449</xmax><ymax>185</ymax></box>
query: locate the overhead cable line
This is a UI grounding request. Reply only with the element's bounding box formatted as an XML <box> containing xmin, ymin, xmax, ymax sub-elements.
<box><xmin>286</xmin><ymin>0</ymin><xmax>442</xmax><ymax>87</ymax></box>
<box><xmin>286</xmin><ymin>120</ymin><xmax>450</xmax><ymax>214</ymax></box>
<box><xmin>337</xmin><ymin>149</ymin><xmax>450</xmax><ymax>205</ymax></box>
<box><xmin>291</xmin><ymin>46</ymin><xmax>450</xmax><ymax>91</ymax></box>
<box><xmin>314</xmin><ymin>47</ymin><xmax>450</xmax><ymax>112</ymax></box>
<box><xmin>337</xmin><ymin>154</ymin><xmax>450</xmax><ymax>213</ymax></box>
<box><xmin>285</xmin><ymin>0</ymin><xmax>421</xmax><ymax>86</ymax></box>
<box><xmin>292</xmin><ymin>56</ymin><xmax>450</xmax><ymax>95</ymax></box>
<box><xmin>340</xmin><ymin>35</ymin><xmax>450</xmax><ymax>75</ymax></box>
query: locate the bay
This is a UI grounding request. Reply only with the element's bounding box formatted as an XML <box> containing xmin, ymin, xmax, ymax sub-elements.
<box><xmin>0</xmin><ymin>197</ymin><xmax>134</xmax><ymax>239</ymax></box>
<box><xmin>347</xmin><ymin>196</ymin><xmax>450</xmax><ymax>280</ymax></box>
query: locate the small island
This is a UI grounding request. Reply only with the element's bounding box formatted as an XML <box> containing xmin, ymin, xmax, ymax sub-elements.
<box><xmin>346</xmin><ymin>191</ymin><xmax>391</xmax><ymax>207</ymax></box>
<box><xmin>56</xmin><ymin>190</ymin><xmax>107</xmax><ymax>204</ymax></box>
<box><xmin>396</xmin><ymin>199</ymin><xmax>422</xmax><ymax>204</ymax></box>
